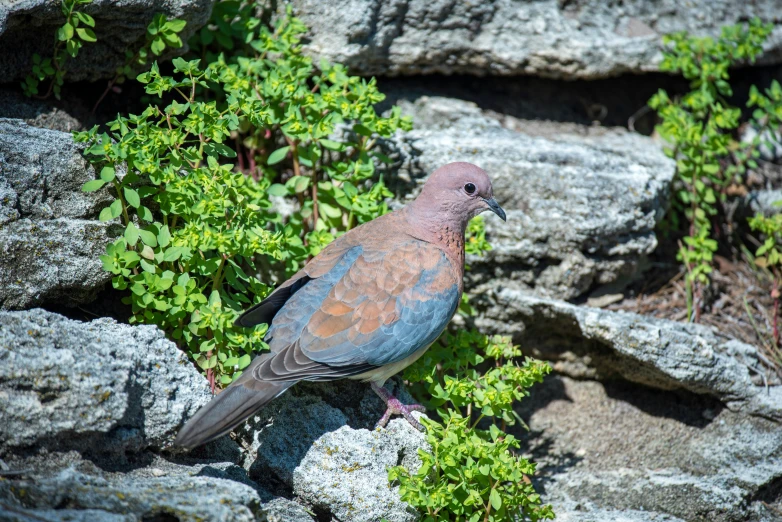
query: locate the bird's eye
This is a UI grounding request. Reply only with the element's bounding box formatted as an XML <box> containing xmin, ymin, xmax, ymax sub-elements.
<box><xmin>464</xmin><ymin>183</ymin><xmax>476</xmax><ymax>194</ymax></box>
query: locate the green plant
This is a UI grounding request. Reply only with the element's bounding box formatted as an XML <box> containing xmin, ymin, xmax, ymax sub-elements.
<box><xmin>649</xmin><ymin>18</ymin><xmax>775</xmax><ymax>321</ymax></box>
<box><xmin>92</xmin><ymin>14</ymin><xmax>187</xmax><ymax>113</ymax></box>
<box><xmin>389</xmin><ymin>332</ymin><xmax>554</xmax><ymax>522</ymax></box>
<box><xmin>22</xmin><ymin>0</ymin><xmax>96</xmax><ymax>99</ymax></box>
<box><xmin>76</xmin><ymin>9</ymin><xmax>411</xmax><ymax>388</ymax></box>
<box><xmin>748</xmin><ymin>209</ymin><xmax>782</xmax><ymax>366</ymax></box>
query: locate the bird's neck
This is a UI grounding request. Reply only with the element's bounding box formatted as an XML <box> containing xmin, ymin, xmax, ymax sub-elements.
<box><xmin>401</xmin><ymin>200</ymin><xmax>466</xmax><ymax>274</ymax></box>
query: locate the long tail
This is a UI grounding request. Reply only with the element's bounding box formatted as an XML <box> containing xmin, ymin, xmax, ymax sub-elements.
<box><xmin>175</xmin><ymin>379</ymin><xmax>294</xmax><ymax>450</ymax></box>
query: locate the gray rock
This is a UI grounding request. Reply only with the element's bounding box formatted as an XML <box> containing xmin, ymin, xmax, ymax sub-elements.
<box><xmin>475</xmin><ymin>291</ymin><xmax>782</xmax><ymax>420</ymax></box>
<box><xmin>386</xmin><ymin>96</ymin><xmax>674</xmax><ymax>300</ymax></box>
<box><xmin>293</xmin><ymin>419</ymin><xmax>425</xmax><ymax>522</ymax></box>
<box><xmin>237</xmin><ymin>381</ymin><xmax>427</xmax><ymax>522</ymax></box>
<box><xmin>743</xmin><ymin>189</ymin><xmax>782</xmax><ymax>218</ymax></box>
<box><xmin>290</xmin><ymin>0</ymin><xmax>782</xmax><ymax>80</ymax></box>
<box><xmin>260</xmin><ymin>497</ymin><xmax>316</xmax><ymax>522</ymax></box>
<box><xmin>0</xmin><ymin>119</ymin><xmax>116</xmax><ymax>310</ymax></box>
<box><xmin>0</xmin><ymin>0</ymin><xmax>215</xmax><ymax>82</ymax></box>
<box><xmin>516</xmin><ymin>375</ymin><xmax>782</xmax><ymax>522</ymax></box>
<box><xmin>0</xmin><ymin>308</ymin><xmax>210</xmax><ymax>457</ymax></box>
<box><xmin>0</xmin><ymin>467</ymin><xmax>262</xmax><ymax>522</ymax></box>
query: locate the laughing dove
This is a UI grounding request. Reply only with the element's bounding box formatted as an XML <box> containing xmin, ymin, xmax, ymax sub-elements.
<box><xmin>175</xmin><ymin>162</ymin><xmax>506</xmax><ymax>449</ymax></box>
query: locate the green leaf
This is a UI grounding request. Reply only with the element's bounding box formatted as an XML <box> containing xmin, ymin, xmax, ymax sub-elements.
<box><xmin>166</xmin><ymin>19</ymin><xmax>187</xmax><ymax>32</ymax></box>
<box><xmin>267</xmin><ymin>146</ymin><xmax>290</xmax><ymax>165</ymax></box>
<box><xmin>99</xmin><ymin>206</ymin><xmax>114</xmax><ymax>222</ymax></box>
<box><xmin>125</xmin><ymin>222</ymin><xmax>139</xmax><ymax>245</ymax></box>
<box><xmin>76</xmin><ymin>27</ymin><xmax>97</xmax><ymax>42</ymax></box>
<box><xmin>100</xmin><ymin>166</ymin><xmax>116</xmax><ymax>182</ymax></box>
<box><xmin>489</xmin><ymin>489</ymin><xmax>502</xmax><ymax>510</ymax></box>
<box><xmin>139</xmin><ymin>229</ymin><xmax>158</xmax><ymax>247</ymax></box>
<box><xmin>109</xmin><ymin>199</ymin><xmax>123</xmax><ymax>219</ymax></box>
<box><xmin>82</xmin><ymin>179</ymin><xmax>106</xmax><ymax>192</ymax></box>
<box><xmin>319</xmin><ymin>139</ymin><xmax>344</xmax><ymax>151</ymax></box>
<box><xmin>163</xmin><ymin>246</ymin><xmax>183</xmax><ymax>262</ymax></box>
<box><xmin>267</xmin><ymin>183</ymin><xmax>288</xmax><ymax>197</ymax></box>
<box><xmin>124</xmin><ymin>187</ymin><xmax>140</xmax><ymax>208</ymax></box>
<box><xmin>150</xmin><ymin>37</ymin><xmax>165</xmax><ymax>55</ymax></box>
<box><xmin>75</xmin><ymin>11</ymin><xmax>95</xmax><ymax>27</ymax></box>
<box><xmin>59</xmin><ymin>23</ymin><xmax>74</xmax><ymax>41</ymax></box>
<box><xmin>158</xmin><ymin>225</ymin><xmax>171</xmax><ymax>248</ymax></box>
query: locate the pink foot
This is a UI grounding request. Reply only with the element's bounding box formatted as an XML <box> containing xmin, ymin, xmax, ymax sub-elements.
<box><xmin>371</xmin><ymin>382</ymin><xmax>426</xmax><ymax>431</ymax></box>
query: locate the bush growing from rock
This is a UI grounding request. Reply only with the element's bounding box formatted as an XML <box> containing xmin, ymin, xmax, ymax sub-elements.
<box><xmin>72</xmin><ymin>3</ymin><xmax>552</xmax><ymax>518</ymax></box>
<box><xmin>649</xmin><ymin>18</ymin><xmax>782</xmax><ymax>322</ymax></box>
<box><xmin>390</xmin><ymin>332</ymin><xmax>554</xmax><ymax>521</ymax></box>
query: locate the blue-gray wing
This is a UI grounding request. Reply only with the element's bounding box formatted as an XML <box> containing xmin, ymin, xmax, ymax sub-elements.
<box><xmin>249</xmin><ymin>239</ymin><xmax>461</xmax><ymax>382</ymax></box>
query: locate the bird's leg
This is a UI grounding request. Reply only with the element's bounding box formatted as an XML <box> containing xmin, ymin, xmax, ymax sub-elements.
<box><xmin>371</xmin><ymin>382</ymin><xmax>426</xmax><ymax>431</ymax></box>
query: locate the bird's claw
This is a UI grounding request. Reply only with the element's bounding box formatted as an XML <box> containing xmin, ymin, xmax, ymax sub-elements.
<box><xmin>371</xmin><ymin>382</ymin><xmax>426</xmax><ymax>431</ymax></box>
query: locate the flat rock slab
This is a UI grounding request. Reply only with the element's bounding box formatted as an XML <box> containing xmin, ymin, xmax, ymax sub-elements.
<box><xmin>516</xmin><ymin>375</ymin><xmax>782</xmax><ymax>522</ymax></box>
<box><xmin>0</xmin><ymin>309</ymin><xmax>210</xmax><ymax>457</ymax></box>
<box><xmin>290</xmin><ymin>0</ymin><xmax>782</xmax><ymax>79</ymax></box>
<box><xmin>476</xmin><ymin>291</ymin><xmax>782</xmax><ymax>421</ymax></box>
<box><xmin>0</xmin><ymin>0</ymin><xmax>215</xmax><ymax>82</ymax></box>
<box><xmin>0</xmin><ymin>118</ymin><xmax>116</xmax><ymax>310</ymax></box>
<box><xmin>386</xmin><ymin>96</ymin><xmax>674</xmax><ymax>300</ymax></box>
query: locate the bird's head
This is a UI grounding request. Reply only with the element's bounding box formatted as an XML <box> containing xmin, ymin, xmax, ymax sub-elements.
<box><xmin>414</xmin><ymin>162</ymin><xmax>506</xmax><ymax>227</ymax></box>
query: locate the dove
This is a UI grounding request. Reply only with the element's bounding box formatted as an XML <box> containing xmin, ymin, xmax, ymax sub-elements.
<box><xmin>175</xmin><ymin>162</ymin><xmax>506</xmax><ymax>449</ymax></box>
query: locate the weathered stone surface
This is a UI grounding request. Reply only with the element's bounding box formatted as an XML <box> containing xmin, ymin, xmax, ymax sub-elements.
<box><xmin>0</xmin><ymin>0</ymin><xmax>215</xmax><ymax>82</ymax></box>
<box><xmin>385</xmin><ymin>96</ymin><xmax>674</xmax><ymax>300</ymax></box>
<box><xmin>0</xmin><ymin>468</ymin><xmax>262</xmax><ymax>522</ymax></box>
<box><xmin>475</xmin><ymin>292</ymin><xmax>782</xmax><ymax>420</ymax></box>
<box><xmin>237</xmin><ymin>380</ymin><xmax>426</xmax><ymax>522</ymax></box>
<box><xmin>0</xmin><ymin>119</ymin><xmax>115</xmax><ymax>310</ymax></box>
<box><xmin>290</xmin><ymin>0</ymin><xmax>782</xmax><ymax>80</ymax></box>
<box><xmin>0</xmin><ymin>309</ymin><xmax>210</xmax><ymax>456</ymax></box>
<box><xmin>293</xmin><ymin>419</ymin><xmax>425</xmax><ymax>522</ymax></box>
<box><xmin>516</xmin><ymin>375</ymin><xmax>782</xmax><ymax>522</ymax></box>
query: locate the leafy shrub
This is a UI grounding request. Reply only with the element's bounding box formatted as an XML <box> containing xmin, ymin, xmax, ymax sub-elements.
<box><xmin>92</xmin><ymin>14</ymin><xmax>187</xmax><ymax>112</ymax></box>
<box><xmin>22</xmin><ymin>0</ymin><xmax>96</xmax><ymax>99</ymax></box>
<box><xmin>389</xmin><ymin>332</ymin><xmax>554</xmax><ymax>522</ymax></box>
<box><xmin>76</xmin><ymin>10</ymin><xmax>411</xmax><ymax>388</ymax></box>
<box><xmin>748</xmin><ymin>210</ymin><xmax>782</xmax><ymax>366</ymax></box>
<box><xmin>71</xmin><ymin>3</ymin><xmax>551</xmax><ymax>518</ymax></box>
<box><xmin>648</xmin><ymin>18</ymin><xmax>782</xmax><ymax>321</ymax></box>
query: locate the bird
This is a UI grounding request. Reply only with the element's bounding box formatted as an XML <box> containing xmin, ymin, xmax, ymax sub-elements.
<box><xmin>175</xmin><ymin>162</ymin><xmax>506</xmax><ymax>449</ymax></box>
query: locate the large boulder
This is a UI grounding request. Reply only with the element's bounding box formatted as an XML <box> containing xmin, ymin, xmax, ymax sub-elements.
<box><xmin>0</xmin><ymin>118</ymin><xmax>115</xmax><ymax>310</ymax></box>
<box><xmin>475</xmin><ymin>292</ymin><xmax>782</xmax><ymax>421</ymax></box>
<box><xmin>290</xmin><ymin>0</ymin><xmax>782</xmax><ymax>80</ymax></box>
<box><xmin>0</xmin><ymin>309</ymin><xmax>210</xmax><ymax>457</ymax></box>
<box><xmin>516</xmin><ymin>375</ymin><xmax>782</xmax><ymax>522</ymax></box>
<box><xmin>0</xmin><ymin>0</ymin><xmax>215</xmax><ymax>82</ymax></box>
<box><xmin>237</xmin><ymin>380</ymin><xmax>427</xmax><ymax>522</ymax></box>
<box><xmin>385</xmin><ymin>96</ymin><xmax>674</xmax><ymax>301</ymax></box>
<box><xmin>0</xmin><ymin>308</ymin><xmax>426</xmax><ymax>521</ymax></box>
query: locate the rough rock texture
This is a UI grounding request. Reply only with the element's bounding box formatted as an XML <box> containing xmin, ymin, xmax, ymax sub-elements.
<box><xmin>0</xmin><ymin>0</ymin><xmax>215</xmax><ymax>82</ymax></box>
<box><xmin>237</xmin><ymin>380</ymin><xmax>426</xmax><ymax>522</ymax></box>
<box><xmin>472</xmin><ymin>289</ymin><xmax>782</xmax><ymax>519</ymax></box>
<box><xmin>290</xmin><ymin>0</ymin><xmax>782</xmax><ymax>79</ymax></box>
<box><xmin>475</xmin><ymin>292</ymin><xmax>782</xmax><ymax>421</ymax></box>
<box><xmin>516</xmin><ymin>375</ymin><xmax>782</xmax><ymax>522</ymax></box>
<box><xmin>385</xmin><ymin>96</ymin><xmax>674</xmax><ymax>300</ymax></box>
<box><xmin>0</xmin><ymin>309</ymin><xmax>210</xmax><ymax>456</ymax></box>
<box><xmin>0</xmin><ymin>309</ymin><xmax>422</xmax><ymax>521</ymax></box>
<box><xmin>0</xmin><ymin>118</ymin><xmax>115</xmax><ymax>310</ymax></box>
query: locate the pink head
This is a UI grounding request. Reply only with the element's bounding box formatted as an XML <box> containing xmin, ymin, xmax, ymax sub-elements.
<box><xmin>409</xmin><ymin>162</ymin><xmax>506</xmax><ymax>230</ymax></box>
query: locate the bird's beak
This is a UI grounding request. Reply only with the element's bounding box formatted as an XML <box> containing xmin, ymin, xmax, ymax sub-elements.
<box><xmin>482</xmin><ymin>197</ymin><xmax>506</xmax><ymax>221</ymax></box>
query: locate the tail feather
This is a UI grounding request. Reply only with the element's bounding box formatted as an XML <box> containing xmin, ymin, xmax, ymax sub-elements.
<box><xmin>175</xmin><ymin>380</ymin><xmax>294</xmax><ymax>449</ymax></box>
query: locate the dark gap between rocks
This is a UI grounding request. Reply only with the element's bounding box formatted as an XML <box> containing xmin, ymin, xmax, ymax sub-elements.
<box><xmin>376</xmin><ymin>64</ymin><xmax>782</xmax><ymax>135</ymax></box>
